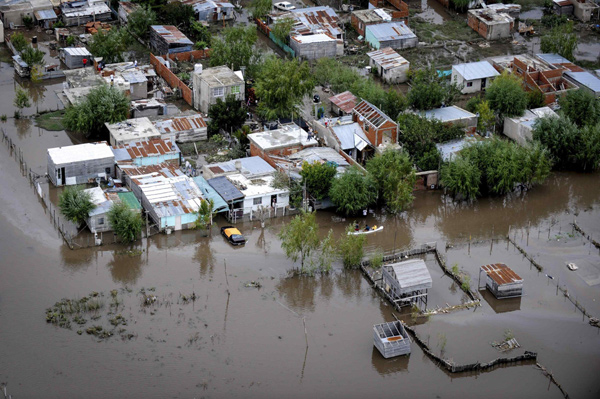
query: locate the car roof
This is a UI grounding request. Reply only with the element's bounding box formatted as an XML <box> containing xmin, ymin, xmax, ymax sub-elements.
<box><xmin>224</xmin><ymin>227</ymin><xmax>242</xmax><ymax>236</ymax></box>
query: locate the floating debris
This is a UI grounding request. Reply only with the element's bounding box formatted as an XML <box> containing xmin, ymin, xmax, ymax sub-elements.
<box><xmin>590</xmin><ymin>318</ymin><xmax>599</xmax><ymax>328</ymax></box>
<box><xmin>567</xmin><ymin>263</ymin><xmax>578</xmax><ymax>271</ymax></box>
<box><xmin>244</xmin><ymin>281</ymin><xmax>262</xmax><ymax>288</ymax></box>
<box><xmin>491</xmin><ymin>338</ymin><xmax>520</xmax><ymax>352</ymax></box>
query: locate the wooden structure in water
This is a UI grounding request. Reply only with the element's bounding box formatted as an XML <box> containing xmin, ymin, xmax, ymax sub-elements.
<box><xmin>479</xmin><ymin>263</ymin><xmax>523</xmax><ymax>299</ymax></box>
<box><xmin>381</xmin><ymin>259</ymin><xmax>432</xmax><ymax>307</ymax></box>
<box><xmin>373</xmin><ymin>320</ymin><xmax>411</xmax><ymax>358</ymax></box>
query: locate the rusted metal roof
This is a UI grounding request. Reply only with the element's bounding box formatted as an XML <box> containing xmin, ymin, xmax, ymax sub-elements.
<box><xmin>113</xmin><ymin>138</ymin><xmax>179</xmax><ymax>160</ymax></box>
<box><xmin>367</xmin><ymin>47</ymin><xmax>408</xmax><ymax>71</ymax></box>
<box><xmin>151</xmin><ymin>25</ymin><xmax>193</xmax><ymax>45</ymax></box>
<box><xmin>353</xmin><ymin>99</ymin><xmax>395</xmax><ymax>129</ymax></box>
<box><xmin>154</xmin><ymin>114</ymin><xmax>207</xmax><ymax>134</ymax></box>
<box><xmin>481</xmin><ymin>263</ymin><xmax>523</xmax><ymax>286</ymax></box>
<box><xmin>329</xmin><ymin>91</ymin><xmax>358</xmax><ymax>114</ymax></box>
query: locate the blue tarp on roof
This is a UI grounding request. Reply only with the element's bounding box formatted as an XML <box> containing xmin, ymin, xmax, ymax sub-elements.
<box><xmin>206</xmin><ymin>176</ymin><xmax>243</xmax><ymax>203</ymax></box>
<box><xmin>193</xmin><ymin>176</ymin><xmax>229</xmax><ymax>213</ymax></box>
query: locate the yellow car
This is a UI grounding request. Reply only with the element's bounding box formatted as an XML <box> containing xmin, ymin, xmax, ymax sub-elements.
<box><xmin>220</xmin><ymin>226</ymin><xmax>246</xmax><ymax>246</ymax></box>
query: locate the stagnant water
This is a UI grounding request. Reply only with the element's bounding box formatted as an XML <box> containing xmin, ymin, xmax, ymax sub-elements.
<box><xmin>1</xmin><ymin>68</ymin><xmax>599</xmax><ymax>398</ymax></box>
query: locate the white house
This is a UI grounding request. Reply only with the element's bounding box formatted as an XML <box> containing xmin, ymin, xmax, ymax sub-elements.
<box><xmin>452</xmin><ymin>61</ymin><xmax>500</xmax><ymax>94</ymax></box>
<box><xmin>367</xmin><ymin>47</ymin><xmax>410</xmax><ymax>84</ymax></box>
<box><xmin>503</xmin><ymin>107</ymin><xmax>558</xmax><ymax>146</ymax></box>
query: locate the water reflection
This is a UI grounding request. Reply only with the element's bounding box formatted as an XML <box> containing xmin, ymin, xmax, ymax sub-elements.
<box><xmin>480</xmin><ymin>290</ymin><xmax>522</xmax><ymax>314</ymax></box>
<box><xmin>276</xmin><ymin>275</ymin><xmax>317</xmax><ymax>313</ymax></box>
<box><xmin>60</xmin><ymin>244</ymin><xmax>94</xmax><ymax>270</ymax></box>
<box><xmin>371</xmin><ymin>346</ymin><xmax>409</xmax><ymax>375</ymax></box>
<box><xmin>15</xmin><ymin>118</ymin><xmax>32</xmax><ymax>138</ymax></box>
<box><xmin>193</xmin><ymin>237</ymin><xmax>215</xmax><ymax>278</ymax></box>
<box><xmin>106</xmin><ymin>249</ymin><xmax>145</xmax><ymax>285</ymax></box>
<box><xmin>255</xmin><ymin>227</ymin><xmax>270</xmax><ymax>254</ymax></box>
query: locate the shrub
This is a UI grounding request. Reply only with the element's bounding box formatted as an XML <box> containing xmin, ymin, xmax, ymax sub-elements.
<box><xmin>338</xmin><ymin>225</ymin><xmax>366</xmax><ymax>269</ymax></box>
<box><xmin>59</xmin><ymin>186</ymin><xmax>95</xmax><ymax>226</ymax></box>
<box><xmin>108</xmin><ymin>202</ymin><xmax>142</xmax><ymax>243</ymax></box>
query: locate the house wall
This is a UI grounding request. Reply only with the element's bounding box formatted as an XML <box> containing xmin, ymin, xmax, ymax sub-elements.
<box><xmin>313</xmin><ymin>122</ymin><xmax>341</xmax><ymax>151</ymax></box>
<box><xmin>47</xmin><ymin>156</ymin><xmax>115</xmax><ymax>187</ymax></box>
<box><xmin>241</xmin><ymin>190</ymin><xmax>290</xmax><ymax>215</ymax></box>
<box><xmin>372</xmin><ymin>62</ymin><xmax>409</xmax><ymax>84</ymax></box>
<box><xmin>289</xmin><ymin>39</ymin><xmax>337</xmax><ymax>60</ymax></box>
<box><xmin>197</xmin><ymin>7</ymin><xmax>235</xmax><ymax>22</ymax></box>
<box><xmin>354</xmin><ymin>118</ymin><xmax>397</xmax><ymax>147</ymax></box>
<box><xmin>129</xmin><ymin>81</ymin><xmax>147</xmax><ymax>100</ymax></box>
<box><xmin>452</xmin><ymin>69</ymin><xmax>488</xmax><ymax>94</ymax></box>
<box><xmin>553</xmin><ymin>3</ymin><xmax>574</xmax><ymax>15</ymax></box>
<box><xmin>1</xmin><ymin>7</ymin><xmax>33</xmax><ymax>26</ymax></box>
<box><xmin>378</xmin><ymin>36</ymin><xmax>417</xmax><ymax>50</ymax></box>
<box><xmin>571</xmin><ymin>1</ymin><xmax>594</xmax><ymax>22</ymax></box>
<box><xmin>503</xmin><ymin>117</ymin><xmax>533</xmax><ymax>146</ymax></box>
<box><xmin>193</xmin><ymin>74</ymin><xmax>245</xmax><ymax>113</ymax></box>
<box><xmin>62</xmin><ymin>11</ymin><xmax>111</xmax><ymax>26</ymax></box>
<box><xmin>87</xmin><ymin>213</ymin><xmax>111</xmax><ymax>233</ymax></box>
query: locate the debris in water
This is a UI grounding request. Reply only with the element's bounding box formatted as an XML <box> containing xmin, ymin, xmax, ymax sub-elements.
<box><xmin>244</xmin><ymin>281</ymin><xmax>262</xmax><ymax>288</ymax></box>
<box><xmin>567</xmin><ymin>262</ymin><xmax>578</xmax><ymax>271</ymax></box>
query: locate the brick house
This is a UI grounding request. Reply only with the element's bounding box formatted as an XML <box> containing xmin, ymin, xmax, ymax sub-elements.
<box><xmin>352</xmin><ymin>100</ymin><xmax>398</xmax><ymax>148</ymax></box>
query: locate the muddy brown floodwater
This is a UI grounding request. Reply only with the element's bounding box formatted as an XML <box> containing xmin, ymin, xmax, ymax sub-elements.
<box><xmin>1</xmin><ymin>62</ymin><xmax>600</xmax><ymax>399</ymax></box>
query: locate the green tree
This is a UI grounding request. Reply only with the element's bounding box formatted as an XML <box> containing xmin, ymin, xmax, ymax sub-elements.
<box><xmin>576</xmin><ymin>124</ymin><xmax>600</xmax><ymax>171</ymax></box>
<box><xmin>250</xmin><ymin>0</ymin><xmax>273</xmax><ymax>20</ymax></box>
<box><xmin>255</xmin><ymin>57</ymin><xmax>314</xmax><ymax>120</ymax></box>
<box><xmin>465</xmin><ymin>95</ymin><xmax>483</xmax><ymax>113</ymax></box>
<box><xmin>13</xmin><ymin>86</ymin><xmax>31</xmax><ymax>119</ymax></box>
<box><xmin>271</xmin><ymin>17</ymin><xmax>295</xmax><ymax>43</ymax></box>
<box><xmin>475</xmin><ymin>100</ymin><xmax>495</xmax><ymax>134</ymax></box>
<box><xmin>209</xmin><ymin>25</ymin><xmax>261</xmax><ymax>78</ymax></box>
<box><xmin>338</xmin><ymin>224</ymin><xmax>366</xmax><ymax>269</ymax></box>
<box><xmin>194</xmin><ymin>199</ymin><xmax>216</xmax><ymax>230</ymax></box>
<box><xmin>329</xmin><ymin>166</ymin><xmax>377</xmax><ymax>215</ymax></box>
<box><xmin>407</xmin><ymin>68</ymin><xmax>460</xmax><ymax>110</ymax></box>
<box><xmin>559</xmin><ymin>89</ymin><xmax>600</xmax><ymax>128</ymax></box>
<box><xmin>440</xmin><ymin>157</ymin><xmax>481</xmax><ymax>200</ymax></box>
<box><xmin>22</xmin><ymin>15</ymin><xmax>34</xmax><ymax>29</ymax></box>
<box><xmin>20</xmin><ymin>46</ymin><xmax>44</xmax><ymax>66</ymax></box>
<box><xmin>108</xmin><ymin>202</ymin><xmax>142</xmax><ymax>243</ymax></box>
<box><xmin>366</xmin><ymin>149</ymin><xmax>416</xmax><ymax>213</ymax></box>
<box><xmin>540</xmin><ymin>21</ymin><xmax>578</xmax><ymax>62</ymax></box>
<box><xmin>300</xmin><ymin>161</ymin><xmax>337</xmax><ymax>200</ymax></box>
<box><xmin>10</xmin><ymin>32</ymin><xmax>28</xmax><ymax>53</ymax></box>
<box><xmin>127</xmin><ymin>5</ymin><xmax>157</xmax><ymax>39</ymax></box>
<box><xmin>63</xmin><ymin>85</ymin><xmax>129</xmax><ymax>139</ymax></box>
<box><xmin>527</xmin><ymin>89</ymin><xmax>545</xmax><ymax>110</ymax></box>
<box><xmin>59</xmin><ymin>186</ymin><xmax>95</xmax><ymax>226</ymax></box>
<box><xmin>159</xmin><ymin>1</ymin><xmax>194</xmax><ymax>32</ymax></box>
<box><xmin>189</xmin><ymin>20</ymin><xmax>212</xmax><ymax>48</ymax></box>
<box><xmin>485</xmin><ymin>71</ymin><xmax>527</xmax><ymax>117</ymax></box>
<box><xmin>89</xmin><ymin>28</ymin><xmax>131</xmax><ymax>64</ymax></box>
<box><xmin>207</xmin><ymin>94</ymin><xmax>247</xmax><ymax>136</ymax></box>
<box><xmin>278</xmin><ymin>211</ymin><xmax>321</xmax><ymax>273</ymax></box>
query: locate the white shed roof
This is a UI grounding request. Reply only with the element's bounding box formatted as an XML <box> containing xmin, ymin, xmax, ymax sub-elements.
<box><xmin>452</xmin><ymin>61</ymin><xmax>499</xmax><ymax>81</ymax></box>
<box><xmin>385</xmin><ymin>259</ymin><xmax>432</xmax><ymax>293</ymax></box>
<box><xmin>48</xmin><ymin>142</ymin><xmax>114</xmax><ymax>165</ymax></box>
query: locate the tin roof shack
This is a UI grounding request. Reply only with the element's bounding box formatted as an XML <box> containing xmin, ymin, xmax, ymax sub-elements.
<box><xmin>182</xmin><ymin>0</ymin><xmax>235</xmax><ymax>23</ymax></box>
<box><xmin>34</xmin><ymin>7</ymin><xmax>57</xmax><ymax>28</ymax></box>
<box><xmin>467</xmin><ymin>8</ymin><xmax>514</xmax><ymax>40</ymax></box>
<box><xmin>352</xmin><ymin>8</ymin><xmax>408</xmax><ymax>37</ymax></box>
<box><xmin>382</xmin><ymin>259</ymin><xmax>433</xmax><ymax>307</ymax></box>
<box><xmin>503</xmin><ymin>106</ymin><xmax>558</xmax><ymax>146</ymax></box>
<box><xmin>451</xmin><ymin>60</ymin><xmax>500</xmax><ymax>94</ymax></box>
<box><xmin>84</xmin><ymin>187</ymin><xmax>141</xmax><ymax>233</ymax></box>
<box><xmin>364</xmin><ymin>21</ymin><xmax>417</xmax><ymax>50</ymax></box>
<box><xmin>248</xmin><ymin>123</ymin><xmax>318</xmax><ymax>161</ymax></box>
<box><xmin>485</xmin><ymin>3</ymin><xmax>522</xmax><ymax>19</ymax></box>
<box><xmin>373</xmin><ymin>320</ymin><xmax>411</xmax><ymax>359</ymax></box>
<box><xmin>192</xmin><ymin>65</ymin><xmax>245</xmax><ymax>113</ymax></box>
<box><xmin>553</xmin><ymin>0</ymin><xmax>574</xmax><ymax>15</ymax></box>
<box><xmin>106</xmin><ymin>118</ymin><xmax>162</xmax><ymax>147</ymax></box>
<box><xmin>61</xmin><ymin>0</ymin><xmax>112</xmax><ymax>26</ymax></box>
<box><xmin>101</xmin><ymin>62</ymin><xmax>156</xmax><ymax>100</ymax></box>
<box><xmin>118</xmin><ymin>1</ymin><xmax>138</xmax><ymax>23</ymax></box>
<box><xmin>150</xmin><ymin>25</ymin><xmax>193</xmax><ymax>54</ymax></box>
<box><xmin>47</xmin><ymin>142</ymin><xmax>115</xmax><ymax>187</ymax></box>
<box><xmin>60</xmin><ymin>47</ymin><xmax>92</xmax><ymax>69</ymax></box>
<box><xmin>352</xmin><ymin>100</ymin><xmax>398</xmax><ymax>149</ymax></box>
<box><xmin>423</xmin><ymin>106</ymin><xmax>478</xmax><ymax>133</ymax></box>
<box><xmin>112</xmin><ymin>137</ymin><xmax>181</xmax><ymax>167</ymax></box>
<box><xmin>570</xmin><ymin>0</ymin><xmax>599</xmax><ymax>22</ymax></box>
<box><xmin>312</xmin><ymin>116</ymin><xmax>372</xmax><ymax>162</ymax></box>
<box><xmin>192</xmin><ymin>175</ymin><xmax>229</xmax><ymax>213</ymax></box>
<box><xmin>480</xmin><ymin>263</ymin><xmax>523</xmax><ymax>299</ymax></box>
<box><xmin>131</xmin><ymin>98</ymin><xmax>168</xmax><ymax>118</ymax></box>
<box><xmin>121</xmin><ymin>163</ymin><xmax>204</xmax><ymax>231</ymax></box>
<box><xmin>329</xmin><ymin>91</ymin><xmax>358</xmax><ymax>116</ymax></box>
<box><xmin>367</xmin><ymin>47</ymin><xmax>409</xmax><ymax>84</ymax></box>
<box><xmin>491</xmin><ymin>54</ymin><xmax>578</xmax><ymax>105</ymax></box>
<box><xmin>289</xmin><ymin>33</ymin><xmax>337</xmax><ymax>60</ymax></box>
<box><xmin>201</xmin><ymin>156</ymin><xmax>274</xmax><ymax>179</ymax></box>
<box><xmin>153</xmin><ymin>113</ymin><xmax>207</xmax><ymax>142</ymax></box>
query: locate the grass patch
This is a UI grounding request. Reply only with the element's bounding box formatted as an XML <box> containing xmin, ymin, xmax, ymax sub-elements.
<box><xmin>412</xmin><ymin>18</ymin><xmax>479</xmax><ymax>44</ymax></box>
<box><xmin>35</xmin><ymin>110</ymin><xmax>66</xmax><ymax>131</ymax></box>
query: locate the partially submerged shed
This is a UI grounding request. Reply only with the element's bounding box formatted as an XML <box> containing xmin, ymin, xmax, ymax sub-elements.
<box><xmin>382</xmin><ymin>259</ymin><xmax>432</xmax><ymax>306</ymax></box>
<box><xmin>60</xmin><ymin>47</ymin><xmax>92</xmax><ymax>69</ymax></box>
<box><xmin>480</xmin><ymin>263</ymin><xmax>523</xmax><ymax>299</ymax></box>
<box><xmin>373</xmin><ymin>320</ymin><xmax>411</xmax><ymax>359</ymax></box>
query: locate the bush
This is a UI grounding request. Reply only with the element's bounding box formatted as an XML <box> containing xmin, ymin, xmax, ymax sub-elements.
<box><xmin>338</xmin><ymin>225</ymin><xmax>366</xmax><ymax>269</ymax></box>
<box><xmin>369</xmin><ymin>248</ymin><xmax>384</xmax><ymax>269</ymax></box>
<box><xmin>66</xmin><ymin>35</ymin><xmax>76</xmax><ymax>46</ymax></box>
<box><xmin>22</xmin><ymin>15</ymin><xmax>34</xmax><ymax>29</ymax></box>
<box><xmin>11</xmin><ymin>32</ymin><xmax>28</xmax><ymax>53</ymax></box>
<box><xmin>366</xmin><ymin>149</ymin><xmax>416</xmax><ymax>213</ymax></box>
<box><xmin>329</xmin><ymin>165</ymin><xmax>377</xmax><ymax>215</ymax></box>
<box><xmin>20</xmin><ymin>46</ymin><xmax>44</xmax><ymax>66</ymax></box>
<box><xmin>300</xmin><ymin>161</ymin><xmax>337</xmax><ymax>201</ymax></box>
<box><xmin>59</xmin><ymin>186</ymin><xmax>95</xmax><ymax>226</ymax></box>
<box><xmin>485</xmin><ymin>71</ymin><xmax>527</xmax><ymax>117</ymax></box>
<box><xmin>559</xmin><ymin>89</ymin><xmax>600</xmax><ymax>128</ymax></box>
<box><xmin>108</xmin><ymin>202</ymin><xmax>142</xmax><ymax>243</ymax></box>
<box><xmin>440</xmin><ymin>156</ymin><xmax>481</xmax><ymax>200</ymax></box>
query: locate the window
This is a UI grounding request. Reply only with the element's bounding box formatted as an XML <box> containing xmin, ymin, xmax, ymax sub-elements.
<box><xmin>98</xmin><ymin>217</ymin><xmax>104</xmax><ymax>225</ymax></box>
<box><xmin>466</xmin><ymin>82</ymin><xmax>473</xmax><ymax>87</ymax></box>
<box><xmin>365</xmin><ymin>124</ymin><xmax>369</xmax><ymax>132</ymax></box>
<box><xmin>231</xmin><ymin>85</ymin><xmax>240</xmax><ymax>94</ymax></box>
<box><xmin>213</xmin><ymin>87</ymin><xmax>225</xmax><ymax>97</ymax></box>
<box><xmin>253</xmin><ymin>197</ymin><xmax>262</xmax><ymax>205</ymax></box>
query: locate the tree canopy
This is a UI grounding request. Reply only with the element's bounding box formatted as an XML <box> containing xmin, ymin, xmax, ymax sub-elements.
<box><xmin>10</xmin><ymin>32</ymin><xmax>28</xmax><ymax>52</ymax></box>
<box><xmin>209</xmin><ymin>25</ymin><xmax>261</xmax><ymax>79</ymax></box>
<box><xmin>255</xmin><ymin>57</ymin><xmax>314</xmax><ymax>120</ymax></box>
<box><xmin>366</xmin><ymin>149</ymin><xmax>416</xmax><ymax>213</ymax></box>
<box><xmin>159</xmin><ymin>1</ymin><xmax>194</xmax><ymax>32</ymax></box>
<box><xmin>207</xmin><ymin>94</ymin><xmax>247</xmax><ymax>136</ymax></box>
<box><xmin>485</xmin><ymin>71</ymin><xmax>527</xmax><ymax>118</ymax></box>
<box><xmin>440</xmin><ymin>156</ymin><xmax>481</xmax><ymax>200</ymax></box>
<box><xmin>59</xmin><ymin>186</ymin><xmax>95</xmax><ymax>226</ymax></box>
<box><xmin>64</xmin><ymin>85</ymin><xmax>129</xmax><ymax>139</ymax></box>
<box><xmin>329</xmin><ymin>166</ymin><xmax>377</xmax><ymax>215</ymax></box>
<box><xmin>300</xmin><ymin>161</ymin><xmax>337</xmax><ymax>201</ymax></box>
<box><xmin>108</xmin><ymin>202</ymin><xmax>142</xmax><ymax>244</ymax></box>
<box><xmin>407</xmin><ymin>67</ymin><xmax>460</xmax><ymax>111</ymax></box>
<box><xmin>559</xmin><ymin>89</ymin><xmax>600</xmax><ymax>128</ymax></box>
<box><xmin>89</xmin><ymin>28</ymin><xmax>131</xmax><ymax>64</ymax></box>
<box><xmin>127</xmin><ymin>5</ymin><xmax>157</xmax><ymax>39</ymax></box>
<box><xmin>540</xmin><ymin>21</ymin><xmax>578</xmax><ymax>62</ymax></box>
<box><xmin>249</xmin><ymin>0</ymin><xmax>273</xmax><ymax>20</ymax></box>
<box><xmin>20</xmin><ymin>46</ymin><xmax>44</xmax><ymax>66</ymax></box>
<box><xmin>338</xmin><ymin>224</ymin><xmax>366</xmax><ymax>269</ymax></box>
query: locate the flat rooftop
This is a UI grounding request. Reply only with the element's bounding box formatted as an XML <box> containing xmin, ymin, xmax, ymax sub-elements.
<box><xmin>48</xmin><ymin>142</ymin><xmax>114</xmax><ymax>165</ymax></box>
<box><xmin>423</xmin><ymin>106</ymin><xmax>476</xmax><ymax>123</ymax></box>
<box><xmin>106</xmin><ymin>118</ymin><xmax>161</xmax><ymax>143</ymax></box>
<box><xmin>196</xmin><ymin>65</ymin><xmax>244</xmax><ymax>88</ymax></box>
<box><xmin>248</xmin><ymin>123</ymin><xmax>317</xmax><ymax>151</ymax></box>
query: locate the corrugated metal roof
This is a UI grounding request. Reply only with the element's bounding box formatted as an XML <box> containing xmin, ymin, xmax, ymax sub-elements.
<box><xmin>117</xmin><ymin>192</ymin><xmax>141</xmax><ymax>210</ymax></box>
<box><xmin>565</xmin><ymin>71</ymin><xmax>600</xmax><ymax>93</ymax></box>
<box><xmin>48</xmin><ymin>142</ymin><xmax>114</xmax><ymax>165</ymax></box>
<box><xmin>192</xmin><ymin>176</ymin><xmax>229</xmax><ymax>213</ymax></box>
<box><xmin>151</xmin><ymin>25</ymin><xmax>193</xmax><ymax>45</ymax></box>
<box><xmin>366</xmin><ymin>21</ymin><xmax>416</xmax><ymax>41</ymax></box>
<box><xmin>452</xmin><ymin>61</ymin><xmax>499</xmax><ymax>81</ymax></box>
<box><xmin>331</xmin><ymin>122</ymin><xmax>371</xmax><ymax>151</ymax></box>
<box><xmin>353</xmin><ymin>100</ymin><xmax>395</xmax><ymax>128</ymax></box>
<box><xmin>329</xmin><ymin>91</ymin><xmax>357</xmax><ymax>114</ymax></box>
<box><xmin>536</xmin><ymin>53</ymin><xmax>571</xmax><ymax>65</ymax></box>
<box><xmin>34</xmin><ymin>8</ymin><xmax>57</xmax><ymax>20</ymax></box>
<box><xmin>205</xmin><ymin>156</ymin><xmax>275</xmax><ymax>177</ymax></box>
<box><xmin>207</xmin><ymin>176</ymin><xmax>244</xmax><ymax>202</ymax></box>
<box><xmin>281</xmin><ymin>6</ymin><xmax>341</xmax><ymax>38</ymax></box>
<box><xmin>481</xmin><ymin>263</ymin><xmax>523</xmax><ymax>285</ymax></box>
<box><xmin>423</xmin><ymin>106</ymin><xmax>476</xmax><ymax>123</ymax></box>
<box><xmin>153</xmin><ymin>114</ymin><xmax>207</xmax><ymax>134</ymax></box>
<box><xmin>112</xmin><ymin>138</ymin><xmax>180</xmax><ymax>161</ymax></box>
<box><xmin>62</xmin><ymin>46</ymin><xmax>92</xmax><ymax>57</ymax></box>
<box><xmin>182</xmin><ymin>0</ymin><xmax>234</xmax><ymax>12</ymax></box>
<box><xmin>367</xmin><ymin>47</ymin><xmax>408</xmax><ymax>71</ymax></box>
<box><xmin>384</xmin><ymin>259</ymin><xmax>432</xmax><ymax>292</ymax></box>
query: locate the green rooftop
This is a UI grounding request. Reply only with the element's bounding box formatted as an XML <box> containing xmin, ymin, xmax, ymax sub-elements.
<box><xmin>117</xmin><ymin>192</ymin><xmax>142</xmax><ymax>210</ymax></box>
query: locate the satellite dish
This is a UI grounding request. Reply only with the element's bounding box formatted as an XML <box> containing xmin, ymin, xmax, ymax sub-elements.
<box><xmin>359</xmin><ymin>115</ymin><xmax>364</xmax><ymax>122</ymax></box>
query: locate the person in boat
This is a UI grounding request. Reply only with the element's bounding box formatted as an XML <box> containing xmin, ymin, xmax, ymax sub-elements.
<box><xmin>365</xmin><ymin>224</ymin><xmax>370</xmax><ymax>231</ymax></box>
<box><xmin>372</xmin><ymin>225</ymin><xmax>377</xmax><ymax>230</ymax></box>
<box><xmin>355</xmin><ymin>223</ymin><xmax>360</xmax><ymax>231</ymax></box>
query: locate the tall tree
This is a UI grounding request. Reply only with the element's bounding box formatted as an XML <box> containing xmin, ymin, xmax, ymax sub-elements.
<box><xmin>249</xmin><ymin>0</ymin><xmax>273</xmax><ymax>20</ymax></box>
<box><xmin>20</xmin><ymin>46</ymin><xmax>44</xmax><ymax>66</ymax></box>
<box><xmin>559</xmin><ymin>89</ymin><xmax>600</xmax><ymax>128</ymax></box>
<box><xmin>64</xmin><ymin>85</ymin><xmax>129</xmax><ymax>139</ymax></box>
<box><xmin>407</xmin><ymin>67</ymin><xmax>460</xmax><ymax>110</ymax></box>
<box><xmin>366</xmin><ymin>149</ymin><xmax>416</xmax><ymax>213</ymax></box>
<box><xmin>300</xmin><ymin>161</ymin><xmax>337</xmax><ymax>201</ymax></box>
<box><xmin>207</xmin><ymin>94</ymin><xmax>247</xmax><ymax>136</ymax></box>
<box><xmin>89</xmin><ymin>28</ymin><xmax>131</xmax><ymax>64</ymax></box>
<box><xmin>13</xmin><ymin>86</ymin><xmax>31</xmax><ymax>118</ymax></box>
<box><xmin>255</xmin><ymin>57</ymin><xmax>314</xmax><ymax>120</ymax></box>
<box><xmin>338</xmin><ymin>224</ymin><xmax>366</xmax><ymax>269</ymax></box>
<box><xmin>540</xmin><ymin>21</ymin><xmax>578</xmax><ymax>62</ymax></box>
<box><xmin>59</xmin><ymin>186</ymin><xmax>95</xmax><ymax>226</ymax></box>
<box><xmin>159</xmin><ymin>1</ymin><xmax>194</xmax><ymax>32</ymax></box>
<box><xmin>108</xmin><ymin>202</ymin><xmax>142</xmax><ymax>243</ymax></box>
<box><xmin>440</xmin><ymin>157</ymin><xmax>481</xmax><ymax>200</ymax></box>
<box><xmin>278</xmin><ymin>211</ymin><xmax>321</xmax><ymax>273</ymax></box>
<box><xmin>475</xmin><ymin>100</ymin><xmax>495</xmax><ymax>134</ymax></box>
<box><xmin>485</xmin><ymin>71</ymin><xmax>527</xmax><ymax>117</ymax></box>
<box><xmin>127</xmin><ymin>5</ymin><xmax>157</xmax><ymax>39</ymax></box>
<box><xmin>209</xmin><ymin>25</ymin><xmax>261</xmax><ymax>78</ymax></box>
<box><xmin>329</xmin><ymin>166</ymin><xmax>377</xmax><ymax>215</ymax></box>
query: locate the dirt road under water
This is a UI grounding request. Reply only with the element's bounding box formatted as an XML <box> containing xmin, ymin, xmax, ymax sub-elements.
<box><xmin>0</xmin><ymin>66</ymin><xmax>599</xmax><ymax>399</ymax></box>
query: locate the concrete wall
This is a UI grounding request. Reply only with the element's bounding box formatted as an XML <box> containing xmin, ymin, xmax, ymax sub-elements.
<box><xmin>150</xmin><ymin>53</ymin><xmax>193</xmax><ymax>106</ymax></box>
<box><xmin>241</xmin><ymin>191</ymin><xmax>290</xmax><ymax>215</ymax></box>
<box><xmin>371</xmin><ymin>61</ymin><xmax>409</xmax><ymax>84</ymax></box>
<box><xmin>129</xmin><ymin>81</ymin><xmax>147</xmax><ymax>101</ymax></box>
<box><xmin>193</xmin><ymin>74</ymin><xmax>244</xmax><ymax>114</ymax></box>
<box><xmin>290</xmin><ymin>38</ymin><xmax>337</xmax><ymax>60</ymax></box>
<box><xmin>452</xmin><ymin>69</ymin><xmax>493</xmax><ymax>94</ymax></box>
<box><xmin>571</xmin><ymin>1</ymin><xmax>595</xmax><ymax>22</ymax></box>
<box><xmin>503</xmin><ymin>117</ymin><xmax>533</xmax><ymax>146</ymax></box>
<box><xmin>468</xmin><ymin>13</ymin><xmax>513</xmax><ymax>40</ymax></box>
<box><xmin>87</xmin><ymin>212</ymin><xmax>111</xmax><ymax>233</ymax></box>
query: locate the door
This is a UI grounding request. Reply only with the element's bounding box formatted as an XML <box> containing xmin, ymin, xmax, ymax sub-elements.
<box><xmin>271</xmin><ymin>194</ymin><xmax>277</xmax><ymax>208</ymax></box>
<box><xmin>175</xmin><ymin>216</ymin><xmax>182</xmax><ymax>231</ymax></box>
<box><xmin>481</xmin><ymin>78</ymin><xmax>487</xmax><ymax>90</ymax></box>
<box><xmin>60</xmin><ymin>167</ymin><xmax>65</xmax><ymax>185</ymax></box>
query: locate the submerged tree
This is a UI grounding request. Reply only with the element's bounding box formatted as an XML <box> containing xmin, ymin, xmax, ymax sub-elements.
<box><xmin>329</xmin><ymin>166</ymin><xmax>377</xmax><ymax>216</ymax></box>
<box><xmin>59</xmin><ymin>186</ymin><xmax>96</xmax><ymax>226</ymax></box>
<box><xmin>278</xmin><ymin>211</ymin><xmax>321</xmax><ymax>273</ymax></box>
<box><xmin>194</xmin><ymin>199</ymin><xmax>216</xmax><ymax>230</ymax></box>
<box><xmin>366</xmin><ymin>149</ymin><xmax>416</xmax><ymax>213</ymax></box>
<box><xmin>338</xmin><ymin>224</ymin><xmax>366</xmax><ymax>269</ymax></box>
<box><xmin>485</xmin><ymin>71</ymin><xmax>527</xmax><ymax>118</ymax></box>
<box><xmin>63</xmin><ymin>85</ymin><xmax>129</xmax><ymax>139</ymax></box>
<box><xmin>13</xmin><ymin>86</ymin><xmax>31</xmax><ymax>119</ymax></box>
<box><xmin>108</xmin><ymin>202</ymin><xmax>142</xmax><ymax>244</ymax></box>
<box><xmin>300</xmin><ymin>161</ymin><xmax>337</xmax><ymax>201</ymax></box>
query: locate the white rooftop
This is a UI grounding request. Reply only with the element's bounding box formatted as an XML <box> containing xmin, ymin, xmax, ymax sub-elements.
<box><xmin>423</xmin><ymin>106</ymin><xmax>477</xmax><ymax>122</ymax></box>
<box><xmin>292</xmin><ymin>33</ymin><xmax>335</xmax><ymax>43</ymax></box>
<box><xmin>248</xmin><ymin>123</ymin><xmax>318</xmax><ymax>151</ymax></box>
<box><xmin>48</xmin><ymin>142</ymin><xmax>114</xmax><ymax>165</ymax></box>
<box><xmin>106</xmin><ymin>117</ymin><xmax>161</xmax><ymax>143</ymax></box>
<box><xmin>226</xmin><ymin>173</ymin><xmax>286</xmax><ymax>198</ymax></box>
<box><xmin>452</xmin><ymin>61</ymin><xmax>500</xmax><ymax>81</ymax></box>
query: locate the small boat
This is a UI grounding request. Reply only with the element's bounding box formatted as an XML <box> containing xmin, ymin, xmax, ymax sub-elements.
<box><xmin>348</xmin><ymin>226</ymin><xmax>384</xmax><ymax>235</ymax></box>
<box><xmin>567</xmin><ymin>262</ymin><xmax>578</xmax><ymax>271</ymax></box>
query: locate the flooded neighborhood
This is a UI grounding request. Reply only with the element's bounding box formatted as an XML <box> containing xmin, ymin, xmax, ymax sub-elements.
<box><xmin>0</xmin><ymin>0</ymin><xmax>599</xmax><ymax>398</ymax></box>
